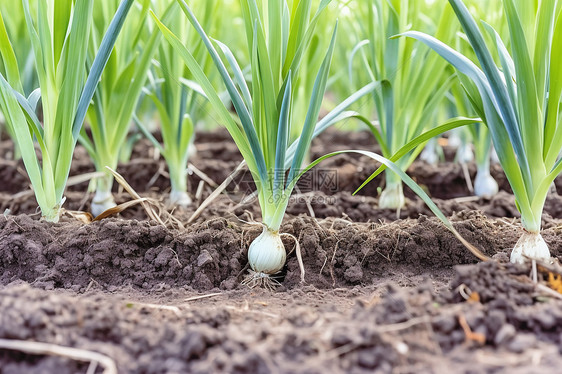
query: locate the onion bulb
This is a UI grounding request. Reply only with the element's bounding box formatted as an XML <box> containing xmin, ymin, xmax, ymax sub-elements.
<box><xmin>248</xmin><ymin>227</ymin><xmax>286</xmax><ymax>274</ymax></box>
<box><xmin>379</xmin><ymin>182</ymin><xmax>405</xmax><ymax>210</ymax></box>
<box><xmin>91</xmin><ymin>189</ymin><xmax>116</xmax><ymax>217</ymax></box>
<box><xmin>168</xmin><ymin>190</ymin><xmax>192</xmax><ymax>208</ymax></box>
<box><xmin>420</xmin><ymin>139</ymin><xmax>439</xmax><ymax>165</ymax></box>
<box><xmin>448</xmin><ymin>132</ymin><xmax>462</xmax><ymax>148</ymax></box>
<box><xmin>510</xmin><ymin>231</ymin><xmax>551</xmax><ymax>264</ymax></box>
<box><xmin>455</xmin><ymin>143</ymin><xmax>474</xmax><ymax>163</ymax></box>
<box><xmin>474</xmin><ymin>166</ymin><xmax>498</xmax><ymax>197</ymax></box>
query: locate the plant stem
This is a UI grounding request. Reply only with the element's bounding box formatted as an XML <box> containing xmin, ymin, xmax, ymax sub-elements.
<box><xmin>168</xmin><ymin>162</ymin><xmax>191</xmax><ymax>206</ymax></box>
<box><xmin>91</xmin><ymin>173</ymin><xmax>116</xmax><ymax>217</ymax></box>
<box><xmin>523</xmin><ymin>208</ymin><xmax>543</xmax><ymax>234</ymax></box>
<box><xmin>169</xmin><ymin>162</ymin><xmax>187</xmax><ymax>194</ymax></box>
<box><xmin>41</xmin><ymin>205</ymin><xmax>61</xmax><ymax>223</ymax></box>
<box><xmin>379</xmin><ymin>172</ymin><xmax>405</xmax><ymax>210</ymax></box>
<box><xmin>474</xmin><ymin>158</ymin><xmax>498</xmax><ymax>197</ymax></box>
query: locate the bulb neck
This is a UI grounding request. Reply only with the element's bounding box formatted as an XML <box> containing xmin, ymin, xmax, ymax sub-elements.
<box><xmin>474</xmin><ymin>163</ymin><xmax>498</xmax><ymax>197</ymax></box>
<box><xmin>168</xmin><ymin>163</ymin><xmax>188</xmax><ymax>194</ymax></box>
<box><xmin>168</xmin><ymin>189</ymin><xmax>192</xmax><ymax>207</ymax></box>
<box><xmin>91</xmin><ymin>189</ymin><xmax>116</xmax><ymax>217</ymax></box>
<box><xmin>379</xmin><ymin>174</ymin><xmax>405</xmax><ymax>210</ymax></box>
<box><xmin>41</xmin><ymin>205</ymin><xmax>62</xmax><ymax>223</ymax></box>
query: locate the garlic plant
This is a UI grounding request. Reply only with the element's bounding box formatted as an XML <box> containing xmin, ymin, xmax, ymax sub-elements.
<box><xmin>450</xmin><ymin>0</ymin><xmax>507</xmax><ymax>198</ymax></box>
<box><xmin>0</xmin><ymin>0</ymin><xmax>134</xmax><ymax>222</ymax></box>
<box><xmin>451</xmin><ymin>80</ymin><xmax>498</xmax><ymax>197</ymax></box>
<box><xmin>345</xmin><ymin>0</ymin><xmax>460</xmax><ymax>210</ymax></box>
<box><xmin>136</xmin><ymin>0</ymin><xmax>219</xmax><ymax>208</ymax></box>
<box><xmin>152</xmin><ymin>0</ymin><xmax>376</xmax><ymax>284</ymax></box>
<box><xmin>403</xmin><ymin>0</ymin><xmax>562</xmax><ymax>264</ymax></box>
<box><xmin>0</xmin><ymin>2</ymin><xmax>33</xmax><ymax>160</ymax></box>
<box><xmin>80</xmin><ymin>0</ymin><xmax>167</xmax><ymax>216</ymax></box>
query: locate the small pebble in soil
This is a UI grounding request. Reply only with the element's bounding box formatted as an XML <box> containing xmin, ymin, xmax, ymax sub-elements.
<box><xmin>491</xmin><ymin>252</ymin><xmax>510</xmax><ymax>262</ymax></box>
<box><xmin>357</xmin><ymin>348</ymin><xmax>378</xmax><ymax>369</ymax></box>
<box><xmin>494</xmin><ymin>324</ymin><xmax>516</xmax><ymax>346</ymax></box>
<box><xmin>197</xmin><ymin>250</ymin><xmax>214</xmax><ymax>267</ymax></box>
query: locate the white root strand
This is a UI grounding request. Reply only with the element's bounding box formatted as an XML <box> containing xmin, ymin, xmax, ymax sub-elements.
<box><xmin>281</xmin><ymin>232</ymin><xmax>305</xmax><ymax>283</ymax></box>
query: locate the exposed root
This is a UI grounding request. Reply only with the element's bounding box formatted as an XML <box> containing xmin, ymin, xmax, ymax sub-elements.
<box><xmin>281</xmin><ymin>232</ymin><xmax>305</xmax><ymax>283</ymax></box>
<box><xmin>241</xmin><ymin>269</ymin><xmax>283</xmax><ymax>291</ymax></box>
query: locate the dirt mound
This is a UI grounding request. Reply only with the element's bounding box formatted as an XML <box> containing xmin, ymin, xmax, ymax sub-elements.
<box><xmin>3</xmin><ymin>211</ymin><xmax>560</xmax><ymax>293</ymax></box>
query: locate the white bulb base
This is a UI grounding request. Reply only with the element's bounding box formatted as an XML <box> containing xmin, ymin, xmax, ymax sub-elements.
<box><xmin>379</xmin><ymin>182</ymin><xmax>405</xmax><ymax>210</ymax></box>
<box><xmin>474</xmin><ymin>168</ymin><xmax>498</xmax><ymax>198</ymax></box>
<box><xmin>510</xmin><ymin>231</ymin><xmax>551</xmax><ymax>264</ymax></box>
<box><xmin>248</xmin><ymin>227</ymin><xmax>286</xmax><ymax>275</ymax></box>
<box><xmin>91</xmin><ymin>190</ymin><xmax>116</xmax><ymax>217</ymax></box>
<box><xmin>168</xmin><ymin>190</ymin><xmax>192</xmax><ymax>208</ymax></box>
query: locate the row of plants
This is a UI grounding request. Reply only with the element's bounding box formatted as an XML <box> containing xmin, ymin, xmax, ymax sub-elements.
<box><xmin>0</xmin><ymin>0</ymin><xmax>561</xmax><ymax>284</ymax></box>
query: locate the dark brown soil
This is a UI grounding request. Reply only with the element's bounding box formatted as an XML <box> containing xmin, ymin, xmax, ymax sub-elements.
<box><xmin>2</xmin><ymin>129</ymin><xmax>562</xmax><ymax>373</ymax></box>
<box><xmin>2</xmin><ymin>261</ymin><xmax>562</xmax><ymax>373</ymax></box>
